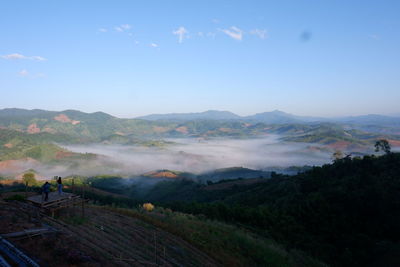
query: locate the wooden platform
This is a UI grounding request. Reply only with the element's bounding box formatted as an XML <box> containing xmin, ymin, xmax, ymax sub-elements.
<box><xmin>27</xmin><ymin>192</ymin><xmax>87</xmax><ymax>216</ymax></box>
<box><xmin>27</xmin><ymin>192</ymin><xmax>75</xmax><ymax>205</ymax></box>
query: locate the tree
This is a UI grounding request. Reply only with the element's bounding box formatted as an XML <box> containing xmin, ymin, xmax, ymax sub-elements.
<box><xmin>374</xmin><ymin>139</ymin><xmax>391</xmax><ymax>154</ymax></box>
<box><xmin>332</xmin><ymin>150</ymin><xmax>344</xmax><ymax>161</ymax></box>
<box><xmin>22</xmin><ymin>172</ymin><xmax>37</xmax><ymax>186</ymax></box>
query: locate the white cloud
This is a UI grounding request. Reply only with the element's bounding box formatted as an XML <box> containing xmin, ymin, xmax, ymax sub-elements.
<box><xmin>1</xmin><ymin>53</ymin><xmax>47</xmax><ymax>61</ymax></box>
<box><xmin>98</xmin><ymin>28</ymin><xmax>107</xmax><ymax>32</ymax></box>
<box><xmin>173</xmin><ymin>26</ymin><xmax>188</xmax><ymax>43</ymax></box>
<box><xmin>121</xmin><ymin>24</ymin><xmax>131</xmax><ymax>30</ymax></box>
<box><xmin>2</xmin><ymin>53</ymin><xmax>26</xmax><ymax>60</ymax></box>
<box><xmin>115</xmin><ymin>24</ymin><xmax>131</xmax><ymax>32</ymax></box>
<box><xmin>19</xmin><ymin>69</ymin><xmax>29</xmax><ymax>76</ymax></box>
<box><xmin>150</xmin><ymin>43</ymin><xmax>158</xmax><ymax>48</ymax></box>
<box><xmin>250</xmin><ymin>29</ymin><xmax>267</xmax><ymax>39</ymax></box>
<box><xmin>30</xmin><ymin>56</ymin><xmax>46</xmax><ymax>61</ymax></box>
<box><xmin>219</xmin><ymin>26</ymin><xmax>243</xmax><ymax>41</ymax></box>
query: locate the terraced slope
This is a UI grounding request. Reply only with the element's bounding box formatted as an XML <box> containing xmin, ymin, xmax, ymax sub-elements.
<box><xmin>43</xmin><ymin>206</ymin><xmax>217</xmax><ymax>266</ymax></box>
<box><xmin>0</xmin><ymin>200</ymin><xmax>218</xmax><ymax>266</ymax></box>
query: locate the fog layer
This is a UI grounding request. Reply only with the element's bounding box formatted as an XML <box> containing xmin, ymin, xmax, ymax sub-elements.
<box><xmin>63</xmin><ymin>136</ymin><xmax>332</xmax><ymax>176</ymax></box>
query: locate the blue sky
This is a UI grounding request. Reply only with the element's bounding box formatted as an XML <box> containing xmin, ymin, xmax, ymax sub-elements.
<box><xmin>0</xmin><ymin>0</ymin><xmax>399</xmax><ymax>118</ymax></box>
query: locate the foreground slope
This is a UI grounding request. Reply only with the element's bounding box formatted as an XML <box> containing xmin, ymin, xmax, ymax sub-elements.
<box><xmin>0</xmin><ymin>199</ymin><xmax>217</xmax><ymax>266</ymax></box>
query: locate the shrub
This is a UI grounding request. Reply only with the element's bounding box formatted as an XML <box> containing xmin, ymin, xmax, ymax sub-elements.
<box><xmin>142</xmin><ymin>202</ymin><xmax>155</xmax><ymax>212</ymax></box>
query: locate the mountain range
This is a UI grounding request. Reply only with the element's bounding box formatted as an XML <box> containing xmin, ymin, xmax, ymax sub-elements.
<box><xmin>2</xmin><ymin>108</ymin><xmax>400</xmax><ymax>126</ymax></box>
<box><xmin>137</xmin><ymin>109</ymin><xmax>400</xmax><ymax>125</ymax></box>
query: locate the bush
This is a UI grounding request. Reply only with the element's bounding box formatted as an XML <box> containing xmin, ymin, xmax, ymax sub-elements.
<box><xmin>142</xmin><ymin>202</ymin><xmax>155</xmax><ymax>211</ymax></box>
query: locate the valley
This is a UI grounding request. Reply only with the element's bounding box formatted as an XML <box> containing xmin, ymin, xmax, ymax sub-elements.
<box><xmin>1</xmin><ymin>108</ymin><xmax>400</xmax><ymax>179</ymax></box>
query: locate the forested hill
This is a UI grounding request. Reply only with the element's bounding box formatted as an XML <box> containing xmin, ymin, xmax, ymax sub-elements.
<box><xmin>139</xmin><ymin>153</ymin><xmax>400</xmax><ymax>267</ymax></box>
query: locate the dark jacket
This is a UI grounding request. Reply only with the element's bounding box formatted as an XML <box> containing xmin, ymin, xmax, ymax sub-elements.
<box><xmin>42</xmin><ymin>182</ymin><xmax>50</xmax><ymax>193</ymax></box>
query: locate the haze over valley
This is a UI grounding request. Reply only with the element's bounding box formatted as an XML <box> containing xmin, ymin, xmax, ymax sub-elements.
<box><xmin>0</xmin><ymin>108</ymin><xmax>399</xmax><ymax>178</ymax></box>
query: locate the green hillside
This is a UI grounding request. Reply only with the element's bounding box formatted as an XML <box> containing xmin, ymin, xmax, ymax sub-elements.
<box><xmin>1</xmin><ymin>109</ymin><xmax>400</xmax><ymax>151</ymax></box>
<box><xmin>159</xmin><ymin>154</ymin><xmax>400</xmax><ymax>267</ymax></box>
<box><xmin>86</xmin><ymin>153</ymin><xmax>400</xmax><ymax>267</ymax></box>
<box><xmin>0</xmin><ymin>129</ymin><xmax>95</xmax><ymax>163</ymax></box>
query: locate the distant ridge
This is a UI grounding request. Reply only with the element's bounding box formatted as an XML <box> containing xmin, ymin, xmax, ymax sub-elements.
<box><xmin>0</xmin><ymin>108</ymin><xmax>115</xmax><ymax>119</ymax></box>
<box><xmin>137</xmin><ymin>109</ymin><xmax>400</xmax><ymax>125</ymax></box>
<box><xmin>336</xmin><ymin>114</ymin><xmax>400</xmax><ymax>126</ymax></box>
<box><xmin>136</xmin><ymin>110</ymin><xmax>241</xmax><ymax>121</ymax></box>
<box><xmin>138</xmin><ymin>109</ymin><xmax>325</xmax><ymax>124</ymax></box>
<box><xmin>1</xmin><ymin>108</ymin><xmax>400</xmax><ymax>126</ymax></box>
<box><xmin>244</xmin><ymin>110</ymin><xmax>324</xmax><ymax>124</ymax></box>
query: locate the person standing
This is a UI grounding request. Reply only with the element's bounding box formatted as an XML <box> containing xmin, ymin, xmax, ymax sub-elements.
<box><xmin>57</xmin><ymin>176</ymin><xmax>63</xmax><ymax>195</ymax></box>
<box><xmin>42</xmin><ymin>181</ymin><xmax>50</xmax><ymax>201</ymax></box>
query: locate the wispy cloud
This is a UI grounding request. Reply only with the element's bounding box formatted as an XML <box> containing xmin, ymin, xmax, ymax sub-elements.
<box><xmin>17</xmin><ymin>69</ymin><xmax>45</xmax><ymax>78</ymax></box>
<box><xmin>98</xmin><ymin>28</ymin><xmax>107</xmax><ymax>32</ymax></box>
<box><xmin>2</xmin><ymin>53</ymin><xmax>25</xmax><ymax>60</ymax></box>
<box><xmin>115</xmin><ymin>24</ymin><xmax>131</xmax><ymax>32</ymax></box>
<box><xmin>219</xmin><ymin>26</ymin><xmax>243</xmax><ymax>41</ymax></box>
<box><xmin>18</xmin><ymin>69</ymin><xmax>29</xmax><ymax>76</ymax></box>
<box><xmin>150</xmin><ymin>43</ymin><xmax>158</xmax><ymax>48</ymax></box>
<box><xmin>121</xmin><ymin>24</ymin><xmax>131</xmax><ymax>30</ymax></box>
<box><xmin>250</xmin><ymin>29</ymin><xmax>267</xmax><ymax>39</ymax></box>
<box><xmin>31</xmin><ymin>56</ymin><xmax>46</xmax><ymax>61</ymax></box>
<box><xmin>1</xmin><ymin>53</ymin><xmax>47</xmax><ymax>61</ymax></box>
<box><xmin>173</xmin><ymin>26</ymin><xmax>188</xmax><ymax>43</ymax></box>
<box><xmin>211</xmin><ymin>18</ymin><xmax>220</xmax><ymax>24</ymax></box>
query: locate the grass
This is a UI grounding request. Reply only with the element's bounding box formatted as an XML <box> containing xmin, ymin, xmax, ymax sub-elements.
<box><xmin>4</xmin><ymin>194</ymin><xmax>26</xmax><ymax>201</ymax></box>
<box><xmin>98</xmin><ymin>205</ymin><xmax>325</xmax><ymax>267</ymax></box>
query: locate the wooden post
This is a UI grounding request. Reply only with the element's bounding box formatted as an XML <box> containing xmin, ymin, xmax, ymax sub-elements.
<box><xmin>154</xmin><ymin>231</ymin><xmax>157</xmax><ymax>265</ymax></box>
<box><xmin>72</xmin><ymin>178</ymin><xmax>75</xmax><ymax>194</ymax></box>
<box><xmin>82</xmin><ymin>184</ymin><xmax>85</xmax><ymax>218</ymax></box>
<box><xmin>36</xmin><ymin>208</ymin><xmax>41</xmax><ymax>224</ymax></box>
<box><xmin>81</xmin><ymin>200</ymin><xmax>85</xmax><ymax>218</ymax></box>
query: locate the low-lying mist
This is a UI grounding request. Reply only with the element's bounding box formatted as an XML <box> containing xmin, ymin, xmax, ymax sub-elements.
<box><xmin>62</xmin><ymin>136</ymin><xmax>332</xmax><ymax>176</ymax></box>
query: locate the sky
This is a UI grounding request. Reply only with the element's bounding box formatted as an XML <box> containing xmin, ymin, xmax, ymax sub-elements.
<box><xmin>0</xmin><ymin>0</ymin><xmax>399</xmax><ymax>118</ymax></box>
